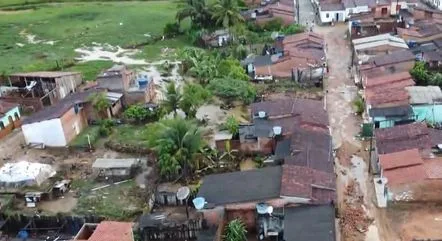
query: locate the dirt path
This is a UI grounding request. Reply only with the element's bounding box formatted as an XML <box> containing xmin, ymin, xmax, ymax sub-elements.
<box><xmin>314</xmin><ymin>24</ymin><xmax>383</xmax><ymax>241</ymax></box>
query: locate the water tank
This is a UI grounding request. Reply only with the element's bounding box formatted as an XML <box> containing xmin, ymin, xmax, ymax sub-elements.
<box><xmin>138</xmin><ymin>76</ymin><xmax>149</xmax><ymax>89</ymax></box>
<box><xmin>193</xmin><ymin>197</ymin><xmax>206</xmax><ymax>210</ymax></box>
<box><xmin>273</xmin><ymin>126</ymin><xmax>282</xmax><ymax>135</ymax></box>
<box><xmin>256</xmin><ymin>203</ymin><xmax>268</xmax><ymax>214</ymax></box>
<box><xmin>258</xmin><ymin>111</ymin><xmax>266</xmax><ymax>118</ymax></box>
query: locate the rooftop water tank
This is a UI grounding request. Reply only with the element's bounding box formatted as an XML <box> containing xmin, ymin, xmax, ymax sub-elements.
<box><xmin>138</xmin><ymin>75</ymin><xmax>149</xmax><ymax>90</ymax></box>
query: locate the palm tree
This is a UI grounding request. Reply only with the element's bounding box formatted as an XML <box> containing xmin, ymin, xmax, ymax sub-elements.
<box><xmin>149</xmin><ymin>118</ymin><xmax>203</xmax><ymax>181</ymax></box>
<box><xmin>212</xmin><ymin>0</ymin><xmax>244</xmax><ymax>28</ymax></box>
<box><xmin>176</xmin><ymin>0</ymin><xmax>212</xmax><ymax>28</ymax></box>
<box><xmin>162</xmin><ymin>82</ymin><xmax>182</xmax><ymax>116</ymax></box>
<box><xmin>224</xmin><ymin>219</ymin><xmax>247</xmax><ymax>241</ymax></box>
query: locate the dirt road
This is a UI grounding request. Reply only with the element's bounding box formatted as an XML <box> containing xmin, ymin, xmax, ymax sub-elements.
<box><xmin>315</xmin><ymin>24</ymin><xmax>382</xmax><ymax>241</ymax></box>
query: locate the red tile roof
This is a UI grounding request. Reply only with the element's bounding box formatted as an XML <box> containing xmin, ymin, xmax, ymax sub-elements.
<box><xmin>87</xmin><ymin>222</ymin><xmax>133</xmax><ymax>241</ymax></box>
<box><xmin>383</xmin><ymin>164</ymin><xmax>427</xmax><ymax>186</ymax></box>
<box><xmin>375</xmin><ymin>122</ymin><xmax>432</xmax><ymax>154</ymax></box>
<box><xmin>424</xmin><ymin>158</ymin><xmax>442</xmax><ymax>179</ymax></box>
<box><xmin>251</xmin><ymin>98</ymin><xmax>328</xmax><ymax>128</ymax></box>
<box><xmin>363</xmin><ymin>71</ymin><xmax>414</xmax><ymax>89</ymax></box>
<box><xmin>280</xmin><ymin>165</ymin><xmax>335</xmax><ymax>203</ymax></box>
<box><xmin>379</xmin><ymin>148</ymin><xmax>423</xmax><ymax>170</ymax></box>
<box><xmin>365</xmin><ymin>87</ymin><xmax>409</xmax><ymax>107</ymax></box>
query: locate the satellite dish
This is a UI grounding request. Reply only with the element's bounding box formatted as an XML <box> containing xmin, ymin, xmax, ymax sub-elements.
<box><xmin>271</xmin><ymin>31</ymin><xmax>279</xmax><ymax>39</ymax></box>
<box><xmin>176</xmin><ymin>186</ymin><xmax>190</xmax><ymax>201</ymax></box>
<box><xmin>193</xmin><ymin>197</ymin><xmax>206</xmax><ymax>210</ymax></box>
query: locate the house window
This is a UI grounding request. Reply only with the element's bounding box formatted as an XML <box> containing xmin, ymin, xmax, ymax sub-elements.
<box><xmin>326</xmin><ymin>13</ymin><xmax>329</xmax><ymax>18</ymax></box>
<box><xmin>0</xmin><ymin>121</ymin><xmax>4</xmax><ymax>130</ymax></box>
<box><xmin>381</xmin><ymin>7</ymin><xmax>388</xmax><ymax>15</ymax></box>
<box><xmin>14</xmin><ymin>113</ymin><xmax>19</xmax><ymax>120</ymax></box>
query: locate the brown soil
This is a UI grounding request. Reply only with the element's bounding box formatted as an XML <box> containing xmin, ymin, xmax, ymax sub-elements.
<box><xmin>385</xmin><ymin>203</ymin><xmax>442</xmax><ymax>241</ymax></box>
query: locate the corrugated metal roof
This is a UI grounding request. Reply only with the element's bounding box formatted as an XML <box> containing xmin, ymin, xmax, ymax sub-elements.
<box><xmin>9</xmin><ymin>71</ymin><xmax>80</xmax><ymax>78</ymax></box>
<box><xmin>354</xmin><ymin>40</ymin><xmax>409</xmax><ymax>51</ymax></box>
<box><xmin>406</xmin><ymin>86</ymin><xmax>442</xmax><ymax>104</ymax></box>
<box><xmin>106</xmin><ymin>92</ymin><xmax>123</xmax><ymax>102</ymax></box>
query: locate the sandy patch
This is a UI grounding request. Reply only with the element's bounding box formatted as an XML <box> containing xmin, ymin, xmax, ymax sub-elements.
<box><xmin>75</xmin><ymin>43</ymin><xmax>148</xmax><ymax>65</ymax></box>
<box><xmin>19</xmin><ymin>30</ymin><xmax>57</xmax><ymax>45</ymax></box>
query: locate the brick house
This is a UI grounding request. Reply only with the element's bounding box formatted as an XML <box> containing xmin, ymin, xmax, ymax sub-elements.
<box><xmin>21</xmin><ymin>90</ymin><xmax>123</xmax><ymax>147</ymax></box>
<box><xmin>96</xmin><ymin>65</ymin><xmax>156</xmax><ymax>104</ymax></box>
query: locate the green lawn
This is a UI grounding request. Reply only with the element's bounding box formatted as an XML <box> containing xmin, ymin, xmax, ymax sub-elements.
<box><xmin>73</xmin><ymin>180</ymin><xmax>146</xmax><ymax>220</ymax></box>
<box><xmin>70</xmin><ymin>125</ymin><xmax>101</xmax><ymax>147</ymax></box>
<box><xmin>112</xmin><ymin>124</ymin><xmax>149</xmax><ymax>147</ymax></box>
<box><xmin>0</xmin><ymin>1</ymin><xmax>189</xmax><ymax>77</ymax></box>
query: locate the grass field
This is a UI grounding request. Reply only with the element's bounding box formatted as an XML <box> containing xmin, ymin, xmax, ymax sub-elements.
<box><xmin>0</xmin><ymin>1</ymin><xmax>188</xmax><ymax>77</ymax></box>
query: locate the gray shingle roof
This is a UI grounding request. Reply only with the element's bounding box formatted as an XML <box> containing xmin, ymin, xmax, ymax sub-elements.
<box><xmin>406</xmin><ymin>86</ymin><xmax>442</xmax><ymax>104</ymax></box>
<box><xmin>284</xmin><ymin>205</ymin><xmax>336</xmax><ymax>241</ymax></box>
<box><xmin>197</xmin><ymin>166</ymin><xmax>282</xmax><ymax>205</ymax></box>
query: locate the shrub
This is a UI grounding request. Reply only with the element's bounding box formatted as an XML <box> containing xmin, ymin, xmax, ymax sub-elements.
<box><xmin>163</xmin><ymin>22</ymin><xmax>181</xmax><ymax>38</ymax></box>
<box><xmin>263</xmin><ymin>18</ymin><xmax>283</xmax><ymax>31</ymax></box>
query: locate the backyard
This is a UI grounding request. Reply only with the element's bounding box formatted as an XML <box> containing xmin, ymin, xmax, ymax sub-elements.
<box><xmin>0</xmin><ymin>1</ymin><xmax>189</xmax><ymax>77</ymax></box>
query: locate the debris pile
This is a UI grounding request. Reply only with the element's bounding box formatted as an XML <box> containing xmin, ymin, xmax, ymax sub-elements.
<box><xmin>341</xmin><ymin>180</ymin><xmax>373</xmax><ymax>240</ymax></box>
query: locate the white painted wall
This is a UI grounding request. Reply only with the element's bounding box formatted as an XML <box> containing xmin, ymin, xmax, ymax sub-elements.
<box><xmin>345</xmin><ymin>5</ymin><xmax>370</xmax><ymax>19</ymax></box>
<box><xmin>320</xmin><ymin>10</ymin><xmax>346</xmax><ymax>23</ymax></box>
<box><xmin>0</xmin><ymin>106</ymin><xmax>20</xmax><ymax>126</ymax></box>
<box><xmin>22</xmin><ymin>118</ymin><xmax>67</xmax><ymax>147</ymax></box>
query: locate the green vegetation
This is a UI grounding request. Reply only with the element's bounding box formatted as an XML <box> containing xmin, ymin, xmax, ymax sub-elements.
<box><xmin>0</xmin><ymin>1</ymin><xmax>187</xmax><ymax>74</ymax></box>
<box><xmin>208</xmin><ymin>78</ymin><xmax>256</xmax><ymax>104</ymax></box>
<box><xmin>162</xmin><ymin>82</ymin><xmax>182</xmax><ymax>116</ymax></box>
<box><xmin>89</xmin><ymin>92</ymin><xmax>110</xmax><ymax>119</ymax></box>
<box><xmin>70</xmin><ymin>126</ymin><xmax>101</xmax><ymax>147</ymax></box>
<box><xmin>67</xmin><ymin>60</ymin><xmax>113</xmax><ymax>81</ymax></box>
<box><xmin>147</xmin><ymin>118</ymin><xmax>203</xmax><ymax>181</ymax></box>
<box><xmin>224</xmin><ymin>115</ymin><xmax>239</xmax><ymax>135</ymax></box>
<box><xmin>224</xmin><ymin>219</ymin><xmax>247</xmax><ymax>241</ymax></box>
<box><xmin>112</xmin><ymin>124</ymin><xmax>149</xmax><ymax>147</ymax></box>
<box><xmin>124</xmin><ymin>104</ymin><xmax>161</xmax><ymax>123</ymax></box>
<box><xmin>74</xmin><ymin>180</ymin><xmax>145</xmax><ymax>220</ymax></box>
<box><xmin>212</xmin><ymin>0</ymin><xmax>244</xmax><ymax>28</ymax></box>
<box><xmin>410</xmin><ymin>62</ymin><xmax>442</xmax><ymax>87</ymax></box>
<box><xmin>353</xmin><ymin>95</ymin><xmax>365</xmax><ymax>116</ymax></box>
<box><xmin>180</xmin><ymin>83</ymin><xmax>212</xmax><ymax>118</ymax></box>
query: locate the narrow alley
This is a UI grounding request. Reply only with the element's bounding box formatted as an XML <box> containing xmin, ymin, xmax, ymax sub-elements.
<box><xmin>314</xmin><ymin>25</ymin><xmax>383</xmax><ymax>241</ymax></box>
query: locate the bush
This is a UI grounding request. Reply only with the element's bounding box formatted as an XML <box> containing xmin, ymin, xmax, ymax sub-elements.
<box><xmin>163</xmin><ymin>22</ymin><xmax>181</xmax><ymax>38</ymax></box>
<box><xmin>263</xmin><ymin>18</ymin><xmax>283</xmax><ymax>31</ymax></box>
<box><xmin>208</xmin><ymin>78</ymin><xmax>256</xmax><ymax>104</ymax></box>
<box><xmin>282</xmin><ymin>24</ymin><xmax>305</xmax><ymax>34</ymax></box>
<box><xmin>353</xmin><ymin>95</ymin><xmax>365</xmax><ymax>116</ymax></box>
<box><xmin>99</xmin><ymin>125</ymin><xmax>112</xmax><ymax>137</ymax></box>
<box><xmin>98</xmin><ymin>119</ymin><xmax>114</xmax><ymax>137</ymax></box>
<box><xmin>410</xmin><ymin>62</ymin><xmax>430</xmax><ymax>85</ymax></box>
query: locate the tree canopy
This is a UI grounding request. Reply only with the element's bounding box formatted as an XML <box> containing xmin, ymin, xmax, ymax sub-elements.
<box><xmin>147</xmin><ymin>118</ymin><xmax>203</xmax><ymax>181</ymax></box>
<box><xmin>208</xmin><ymin>78</ymin><xmax>256</xmax><ymax>104</ymax></box>
<box><xmin>180</xmin><ymin>83</ymin><xmax>212</xmax><ymax>118</ymax></box>
<box><xmin>162</xmin><ymin>82</ymin><xmax>182</xmax><ymax>116</ymax></box>
<box><xmin>88</xmin><ymin>92</ymin><xmax>110</xmax><ymax>119</ymax></box>
<box><xmin>212</xmin><ymin>0</ymin><xmax>244</xmax><ymax>28</ymax></box>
